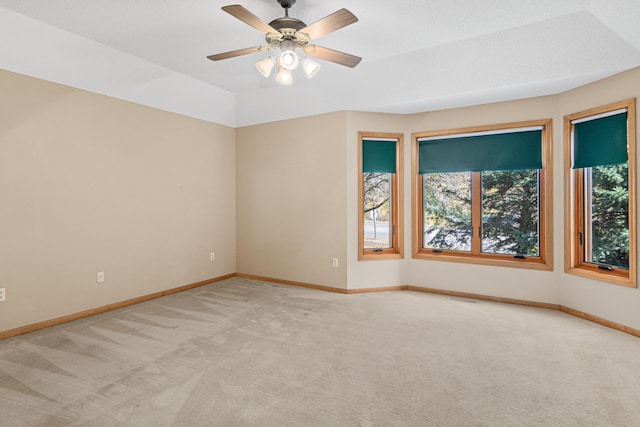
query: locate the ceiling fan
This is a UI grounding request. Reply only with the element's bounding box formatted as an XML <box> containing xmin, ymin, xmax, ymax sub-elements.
<box><xmin>207</xmin><ymin>0</ymin><xmax>361</xmax><ymax>84</ymax></box>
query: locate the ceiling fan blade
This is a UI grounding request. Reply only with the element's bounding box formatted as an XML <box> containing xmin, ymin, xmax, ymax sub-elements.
<box><xmin>303</xmin><ymin>45</ymin><xmax>362</xmax><ymax>68</ymax></box>
<box><xmin>298</xmin><ymin>8</ymin><xmax>358</xmax><ymax>41</ymax></box>
<box><xmin>222</xmin><ymin>5</ymin><xmax>281</xmax><ymax>36</ymax></box>
<box><xmin>207</xmin><ymin>46</ymin><xmax>262</xmax><ymax>61</ymax></box>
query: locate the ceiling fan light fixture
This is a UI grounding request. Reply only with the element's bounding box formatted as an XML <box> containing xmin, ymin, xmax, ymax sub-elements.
<box><xmin>275</xmin><ymin>66</ymin><xmax>293</xmax><ymax>85</ymax></box>
<box><xmin>301</xmin><ymin>58</ymin><xmax>320</xmax><ymax>79</ymax></box>
<box><xmin>255</xmin><ymin>56</ymin><xmax>275</xmax><ymax>77</ymax></box>
<box><xmin>208</xmin><ymin>3</ymin><xmax>362</xmax><ymax>85</ymax></box>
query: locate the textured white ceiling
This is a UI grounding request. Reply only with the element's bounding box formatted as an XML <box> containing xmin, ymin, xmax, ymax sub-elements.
<box><xmin>1</xmin><ymin>0</ymin><xmax>639</xmax><ymax>127</ymax></box>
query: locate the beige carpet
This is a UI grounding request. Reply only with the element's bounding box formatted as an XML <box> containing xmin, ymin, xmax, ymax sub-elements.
<box><xmin>1</xmin><ymin>277</ymin><xmax>640</xmax><ymax>426</ymax></box>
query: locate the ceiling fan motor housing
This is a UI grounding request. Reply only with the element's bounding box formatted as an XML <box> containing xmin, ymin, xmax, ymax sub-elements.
<box><xmin>270</xmin><ymin>0</ymin><xmax>305</xmax><ymax>41</ymax></box>
<box><xmin>268</xmin><ymin>17</ymin><xmax>307</xmax><ymax>32</ymax></box>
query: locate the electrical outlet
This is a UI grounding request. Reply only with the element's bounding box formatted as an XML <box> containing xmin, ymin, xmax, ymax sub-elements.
<box><xmin>332</xmin><ymin>258</ymin><xmax>339</xmax><ymax>268</ymax></box>
<box><xmin>97</xmin><ymin>272</ymin><xmax>105</xmax><ymax>283</ymax></box>
<box><xmin>210</xmin><ymin>252</ymin><xmax>216</xmax><ymax>261</ymax></box>
<box><xmin>0</xmin><ymin>288</ymin><xmax>5</xmax><ymax>302</ymax></box>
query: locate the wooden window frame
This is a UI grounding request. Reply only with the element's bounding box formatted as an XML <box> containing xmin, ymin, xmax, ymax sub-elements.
<box><xmin>412</xmin><ymin>120</ymin><xmax>553</xmax><ymax>270</ymax></box>
<box><xmin>358</xmin><ymin>132</ymin><xmax>404</xmax><ymax>260</ymax></box>
<box><xmin>563</xmin><ymin>99</ymin><xmax>637</xmax><ymax>287</ymax></box>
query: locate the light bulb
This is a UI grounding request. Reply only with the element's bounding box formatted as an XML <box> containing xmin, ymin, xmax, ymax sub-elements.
<box><xmin>280</xmin><ymin>50</ymin><xmax>299</xmax><ymax>70</ymax></box>
<box><xmin>279</xmin><ymin>40</ymin><xmax>299</xmax><ymax>70</ymax></box>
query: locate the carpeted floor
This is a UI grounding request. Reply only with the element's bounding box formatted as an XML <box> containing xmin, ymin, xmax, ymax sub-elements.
<box><xmin>1</xmin><ymin>277</ymin><xmax>640</xmax><ymax>426</ymax></box>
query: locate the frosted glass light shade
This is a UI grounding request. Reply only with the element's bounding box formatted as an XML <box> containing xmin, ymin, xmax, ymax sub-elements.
<box><xmin>301</xmin><ymin>58</ymin><xmax>320</xmax><ymax>78</ymax></box>
<box><xmin>275</xmin><ymin>67</ymin><xmax>292</xmax><ymax>85</ymax></box>
<box><xmin>255</xmin><ymin>57</ymin><xmax>275</xmax><ymax>78</ymax></box>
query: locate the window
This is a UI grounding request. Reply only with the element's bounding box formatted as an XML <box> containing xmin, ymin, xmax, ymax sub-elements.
<box><xmin>412</xmin><ymin>120</ymin><xmax>552</xmax><ymax>270</ymax></box>
<box><xmin>358</xmin><ymin>132</ymin><xmax>403</xmax><ymax>260</ymax></box>
<box><xmin>564</xmin><ymin>99</ymin><xmax>636</xmax><ymax>287</ymax></box>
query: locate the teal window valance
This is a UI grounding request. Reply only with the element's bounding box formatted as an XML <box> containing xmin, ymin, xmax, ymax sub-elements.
<box><xmin>418</xmin><ymin>129</ymin><xmax>542</xmax><ymax>174</ymax></box>
<box><xmin>572</xmin><ymin>112</ymin><xmax>628</xmax><ymax>169</ymax></box>
<box><xmin>363</xmin><ymin>140</ymin><xmax>396</xmax><ymax>173</ymax></box>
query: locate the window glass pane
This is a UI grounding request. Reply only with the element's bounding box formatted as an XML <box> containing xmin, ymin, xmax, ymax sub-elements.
<box><xmin>363</xmin><ymin>173</ymin><xmax>392</xmax><ymax>249</ymax></box>
<box><xmin>423</xmin><ymin>172</ymin><xmax>472</xmax><ymax>251</ymax></box>
<box><xmin>481</xmin><ymin>170</ymin><xmax>539</xmax><ymax>256</ymax></box>
<box><xmin>585</xmin><ymin>164</ymin><xmax>629</xmax><ymax>269</ymax></box>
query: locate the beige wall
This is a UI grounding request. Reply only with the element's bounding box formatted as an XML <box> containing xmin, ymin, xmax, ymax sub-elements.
<box><xmin>216</xmin><ymin>68</ymin><xmax>640</xmax><ymax>330</ymax></box>
<box><xmin>235</xmin><ymin>112</ymin><xmax>348</xmax><ymax>288</ymax></box>
<box><xmin>557</xmin><ymin>67</ymin><xmax>640</xmax><ymax>330</ymax></box>
<box><xmin>342</xmin><ymin>69</ymin><xmax>640</xmax><ymax>329</ymax></box>
<box><xmin>404</xmin><ymin>96</ymin><xmax>560</xmax><ymax>304</ymax></box>
<box><xmin>3</xmin><ymin>64</ymin><xmax>640</xmax><ymax>334</ymax></box>
<box><xmin>345</xmin><ymin>111</ymin><xmax>410</xmax><ymax>289</ymax></box>
<box><xmin>342</xmin><ymin>100</ymin><xmax>562</xmax><ymax>301</ymax></box>
<box><xmin>0</xmin><ymin>70</ymin><xmax>236</xmax><ymax>331</ymax></box>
